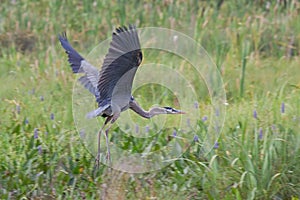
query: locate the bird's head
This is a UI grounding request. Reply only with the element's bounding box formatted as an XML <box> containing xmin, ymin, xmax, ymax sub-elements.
<box><xmin>148</xmin><ymin>106</ymin><xmax>186</xmax><ymax>118</ymax></box>
<box><xmin>163</xmin><ymin>106</ymin><xmax>186</xmax><ymax>114</ymax></box>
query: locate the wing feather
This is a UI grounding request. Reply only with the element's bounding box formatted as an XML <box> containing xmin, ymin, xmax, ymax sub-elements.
<box><xmin>97</xmin><ymin>25</ymin><xmax>142</xmax><ymax>102</ymax></box>
<box><xmin>58</xmin><ymin>33</ymin><xmax>99</xmax><ymax>95</ymax></box>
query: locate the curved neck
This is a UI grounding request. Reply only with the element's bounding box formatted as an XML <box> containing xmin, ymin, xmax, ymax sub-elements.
<box><xmin>129</xmin><ymin>100</ymin><xmax>167</xmax><ymax>119</ymax></box>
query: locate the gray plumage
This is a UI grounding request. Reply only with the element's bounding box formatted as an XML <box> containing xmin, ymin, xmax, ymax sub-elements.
<box><xmin>59</xmin><ymin>25</ymin><xmax>185</xmax><ymax>167</ymax></box>
<box><xmin>59</xmin><ymin>25</ymin><xmax>142</xmax><ymax>119</ymax></box>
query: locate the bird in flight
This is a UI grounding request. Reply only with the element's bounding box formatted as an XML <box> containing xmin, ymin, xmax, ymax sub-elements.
<box><xmin>59</xmin><ymin>25</ymin><xmax>185</xmax><ymax>168</ymax></box>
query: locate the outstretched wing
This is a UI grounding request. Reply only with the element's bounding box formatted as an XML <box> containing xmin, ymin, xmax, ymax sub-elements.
<box><xmin>58</xmin><ymin>32</ymin><xmax>99</xmax><ymax>96</ymax></box>
<box><xmin>97</xmin><ymin>25</ymin><xmax>142</xmax><ymax>103</ymax></box>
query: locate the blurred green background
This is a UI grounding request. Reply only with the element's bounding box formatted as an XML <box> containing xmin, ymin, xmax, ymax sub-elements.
<box><xmin>1</xmin><ymin>0</ymin><xmax>300</xmax><ymax>199</ymax></box>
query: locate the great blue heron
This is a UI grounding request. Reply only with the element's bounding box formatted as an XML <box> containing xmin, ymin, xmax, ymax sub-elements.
<box><xmin>59</xmin><ymin>25</ymin><xmax>185</xmax><ymax>167</ymax></box>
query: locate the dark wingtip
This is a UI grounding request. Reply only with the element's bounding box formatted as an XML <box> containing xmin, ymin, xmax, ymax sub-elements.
<box><xmin>58</xmin><ymin>32</ymin><xmax>84</xmax><ymax>73</ymax></box>
<box><xmin>114</xmin><ymin>24</ymin><xmax>136</xmax><ymax>35</ymax></box>
<box><xmin>128</xmin><ymin>24</ymin><xmax>136</xmax><ymax>30</ymax></box>
<box><xmin>58</xmin><ymin>32</ymin><xmax>68</xmax><ymax>43</ymax></box>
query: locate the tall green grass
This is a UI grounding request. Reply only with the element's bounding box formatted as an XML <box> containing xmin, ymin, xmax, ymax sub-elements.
<box><xmin>1</xmin><ymin>0</ymin><xmax>300</xmax><ymax>199</ymax></box>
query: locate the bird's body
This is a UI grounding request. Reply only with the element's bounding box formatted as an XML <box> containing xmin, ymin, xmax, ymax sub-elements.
<box><xmin>59</xmin><ymin>25</ymin><xmax>184</xmax><ymax>167</ymax></box>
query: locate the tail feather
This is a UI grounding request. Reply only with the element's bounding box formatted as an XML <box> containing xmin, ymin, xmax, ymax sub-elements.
<box><xmin>86</xmin><ymin>104</ymin><xmax>110</xmax><ymax>119</ymax></box>
<box><xmin>58</xmin><ymin>32</ymin><xmax>84</xmax><ymax>73</ymax></box>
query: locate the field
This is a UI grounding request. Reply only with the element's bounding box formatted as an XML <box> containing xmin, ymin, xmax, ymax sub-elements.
<box><xmin>1</xmin><ymin>0</ymin><xmax>300</xmax><ymax>199</ymax></box>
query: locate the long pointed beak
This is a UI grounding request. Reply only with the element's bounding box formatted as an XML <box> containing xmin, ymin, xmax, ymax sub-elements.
<box><xmin>176</xmin><ymin>110</ymin><xmax>186</xmax><ymax>114</ymax></box>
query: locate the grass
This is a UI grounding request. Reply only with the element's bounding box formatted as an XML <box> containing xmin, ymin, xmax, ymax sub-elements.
<box><xmin>1</xmin><ymin>0</ymin><xmax>300</xmax><ymax>199</ymax></box>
